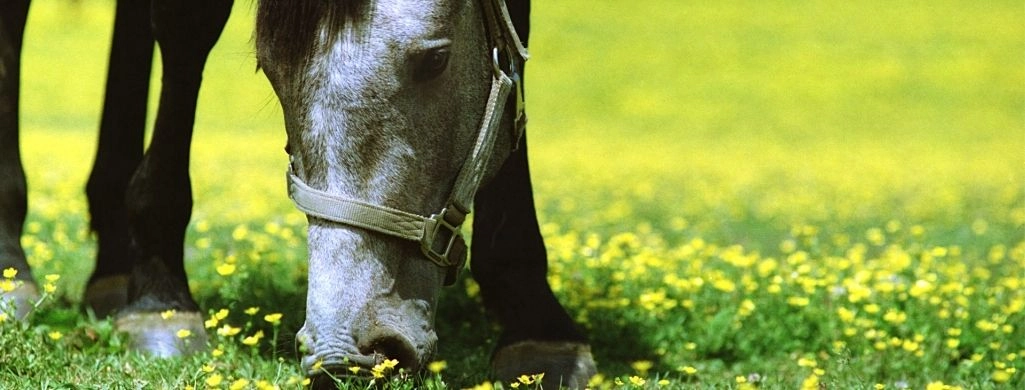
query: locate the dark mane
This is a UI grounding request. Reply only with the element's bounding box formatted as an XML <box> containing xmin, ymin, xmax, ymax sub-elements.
<box><xmin>255</xmin><ymin>0</ymin><xmax>367</xmax><ymax>67</ymax></box>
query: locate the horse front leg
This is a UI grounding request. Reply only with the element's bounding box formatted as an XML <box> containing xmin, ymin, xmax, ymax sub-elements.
<box><xmin>83</xmin><ymin>0</ymin><xmax>154</xmax><ymax>318</ymax></box>
<box><xmin>0</xmin><ymin>0</ymin><xmax>38</xmax><ymax>320</ymax></box>
<box><xmin>470</xmin><ymin>135</ymin><xmax>597</xmax><ymax>389</ymax></box>
<box><xmin>114</xmin><ymin>0</ymin><xmax>232</xmax><ymax>357</ymax></box>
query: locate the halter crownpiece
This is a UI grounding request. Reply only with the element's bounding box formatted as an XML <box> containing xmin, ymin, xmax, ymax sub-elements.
<box><xmin>285</xmin><ymin>0</ymin><xmax>528</xmax><ymax>286</ymax></box>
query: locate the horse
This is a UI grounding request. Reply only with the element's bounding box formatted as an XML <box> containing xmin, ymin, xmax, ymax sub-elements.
<box><xmin>0</xmin><ymin>0</ymin><xmax>596</xmax><ymax>387</ymax></box>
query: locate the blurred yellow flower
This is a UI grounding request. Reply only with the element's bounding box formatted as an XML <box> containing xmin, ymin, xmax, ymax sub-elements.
<box><xmin>631</xmin><ymin>360</ymin><xmax>653</xmax><ymax>375</ymax></box>
<box><xmin>216</xmin><ymin>263</ymin><xmax>236</xmax><ymax>276</ymax></box>
<box><xmin>263</xmin><ymin>313</ymin><xmax>283</xmax><ymax>325</ymax></box>
<box><xmin>428</xmin><ymin>360</ymin><xmax>447</xmax><ymax>373</ymax></box>
<box><xmin>241</xmin><ymin>331</ymin><xmax>264</xmax><ymax>346</ymax></box>
<box><xmin>629</xmin><ymin>376</ymin><xmax>646</xmax><ymax>386</ymax></box>
<box><xmin>787</xmin><ymin>296</ymin><xmax>810</xmax><ymax>307</ymax></box>
<box><xmin>229</xmin><ymin>379</ymin><xmax>249</xmax><ymax>390</ymax></box>
<box><xmin>217</xmin><ymin>325</ymin><xmax>241</xmax><ymax>337</ymax></box>
<box><xmin>205</xmin><ymin>374</ymin><xmax>223</xmax><ymax>387</ymax></box>
<box><xmin>2</xmin><ymin>268</ymin><xmax>16</xmax><ymax>279</ymax></box>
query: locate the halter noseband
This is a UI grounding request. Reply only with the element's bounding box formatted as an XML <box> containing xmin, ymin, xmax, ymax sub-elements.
<box><xmin>285</xmin><ymin>0</ymin><xmax>528</xmax><ymax>286</ymax></box>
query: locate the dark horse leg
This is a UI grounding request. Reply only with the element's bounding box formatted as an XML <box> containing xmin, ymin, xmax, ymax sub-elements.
<box><xmin>83</xmin><ymin>0</ymin><xmax>154</xmax><ymax>318</ymax></box>
<box><xmin>472</xmin><ymin>136</ymin><xmax>597</xmax><ymax>389</ymax></box>
<box><xmin>111</xmin><ymin>0</ymin><xmax>232</xmax><ymax>356</ymax></box>
<box><xmin>0</xmin><ymin>0</ymin><xmax>36</xmax><ymax>320</ymax></box>
<box><xmin>470</xmin><ymin>2</ymin><xmax>596</xmax><ymax>387</ymax></box>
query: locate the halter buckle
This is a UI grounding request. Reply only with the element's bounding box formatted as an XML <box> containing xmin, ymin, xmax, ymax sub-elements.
<box><xmin>421</xmin><ymin>207</ymin><xmax>467</xmax><ymax>285</ymax></box>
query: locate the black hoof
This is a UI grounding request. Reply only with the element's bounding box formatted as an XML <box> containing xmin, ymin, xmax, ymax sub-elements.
<box><xmin>492</xmin><ymin>340</ymin><xmax>597</xmax><ymax>390</ymax></box>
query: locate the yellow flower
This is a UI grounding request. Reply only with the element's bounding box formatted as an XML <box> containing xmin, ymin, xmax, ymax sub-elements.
<box><xmin>883</xmin><ymin>309</ymin><xmax>907</xmax><ymax>324</ymax></box>
<box><xmin>217</xmin><ymin>325</ymin><xmax>241</xmax><ymax>337</ymax></box>
<box><xmin>738</xmin><ymin>299</ymin><xmax>756</xmax><ymax>316</ymax></box>
<box><xmin>992</xmin><ymin>369</ymin><xmax>1012</xmax><ymax>383</ymax></box>
<box><xmin>787</xmin><ymin>296</ymin><xmax>810</xmax><ymax>307</ymax></box>
<box><xmin>216</xmin><ymin>263</ymin><xmax>236</xmax><ymax>276</ymax></box>
<box><xmin>176</xmin><ymin>329</ymin><xmax>192</xmax><ymax>339</ymax></box>
<box><xmin>631</xmin><ymin>360</ymin><xmax>653</xmax><ymax>375</ymax></box>
<box><xmin>205</xmin><ymin>317</ymin><xmax>219</xmax><ymax>329</ymax></box>
<box><xmin>44</xmin><ymin>274</ymin><xmax>60</xmax><ymax>282</ymax></box>
<box><xmin>201</xmin><ymin>364</ymin><xmax>216</xmax><ymax>373</ymax></box>
<box><xmin>229</xmin><ymin>379</ymin><xmax>249</xmax><ymax>390</ymax></box>
<box><xmin>517</xmin><ymin>374</ymin><xmax>534</xmax><ymax>385</ymax></box>
<box><xmin>2</xmin><ymin>268</ymin><xmax>16</xmax><ymax>279</ymax></box>
<box><xmin>263</xmin><ymin>313</ymin><xmax>283</xmax><ymax>325</ymax></box>
<box><xmin>946</xmin><ymin>339</ymin><xmax>960</xmax><ymax>349</ymax></box>
<box><xmin>0</xmin><ymin>279</ymin><xmax>16</xmax><ymax>293</ymax></box>
<box><xmin>348</xmin><ymin>366</ymin><xmax>361</xmax><ymax>375</ymax></box>
<box><xmin>214</xmin><ymin>308</ymin><xmax>229</xmax><ymax>320</ymax></box>
<box><xmin>680</xmin><ymin>366</ymin><xmax>698</xmax><ymax>375</ymax></box>
<box><xmin>205</xmin><ymin>374</ymin><xmax>223</xmax><ymax>387</ymax></box>
<box><xmin>800</xmin><ymin>374</ymin><xmax>819</xmax><ymax>390</ymax></box>
<box><xmin>161</xmin><ymin>309</ymin><xmax>176</xmax><ymax>320</ymax></box>
<box><xmin>629</xmin><ymin>376</ymin><xmax>646</xmax><ymax>386</ymax></box>
<box><xmin>212</xmin><ymin>346</ymin><xmax>224</xmax><ymax>357</ymax></box>
<box><xmin>232</xmin><ymin>225</ymin><xmax>249</xmax><ymax>241</ymax></box>
<box><xmin>836</xmin><ymin>307</ymin><xmax>856</xmax><ymax>322</ymax></box>
<box><xmin>902</xmin><ymin>339</ymin><xmax>920</xmax><ymax>352</ymax></box>
<box><xmin>255</xmin><ymin>380</ymin><xmax>278</xmax><ymax>390</ymax></box>
<box><xmin>0</xmin><ymin>313</ymin><xmax>8</xmax><ymax>323</ymax></box>
<box><xmin>43</xmin><ymin>283</ymin><xmax>56</xmax><ymax>293</ymax></box>
<box><xmin>470</xmin><ymin>381</ymin><xmax>494</xmax><ymax>390</ymax></box>
<box><xmin>241</xmin><ymin>330</ymin><xmax>264</xmax><ymax>346</ymax></box>
<box><xmin>244</xmin><ymin>307</ymin><xmax>260</xmax><ymax>315</ymax></box>
<box><xmin>428</xmin><ymin>360</ymin><xmax>447</xmax><ymax>373</ymax></box>
<box><xmin>48</xmin><ymin>331</ymin><xmax>63</xmax><ymax>341</ymax></box>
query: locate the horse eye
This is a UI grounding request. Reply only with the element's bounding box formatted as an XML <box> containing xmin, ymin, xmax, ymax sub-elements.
<box><xmin>414</xmin><ymin>47</ymin><xmax>451</xmax><ymax>82</ymax></box>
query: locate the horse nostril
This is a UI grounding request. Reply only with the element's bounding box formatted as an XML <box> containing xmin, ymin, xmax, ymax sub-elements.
<box><xmin>360</xmin><ymin>334</ymin><xmax>419</xmax><ymax>371</ymax></box>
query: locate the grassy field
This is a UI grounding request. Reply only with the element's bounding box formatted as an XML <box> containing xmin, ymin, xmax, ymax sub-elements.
<box><xmin>3</xmin><ymin>0</ymin><xmax>1023</xmax><ymax>388</ymax></box>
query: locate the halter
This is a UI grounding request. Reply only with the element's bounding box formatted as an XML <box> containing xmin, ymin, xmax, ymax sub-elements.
<box><xmin>285</xmin><ymin>0</ymin><xmax>528</xmax><ymax>285</ymax></box>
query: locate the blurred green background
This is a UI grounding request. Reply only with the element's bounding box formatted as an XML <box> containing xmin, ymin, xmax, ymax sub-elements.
<box><xmin>19</xmin><ymin>0</ymin><xmax>1022</xmax><ymax>231</ymax></box>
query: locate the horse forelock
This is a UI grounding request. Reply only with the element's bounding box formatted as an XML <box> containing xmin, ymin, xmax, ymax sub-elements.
<box><xmin>255</xmin><ymin>0</ymin><xmax>368</xmax><ymax>68</ymax></box>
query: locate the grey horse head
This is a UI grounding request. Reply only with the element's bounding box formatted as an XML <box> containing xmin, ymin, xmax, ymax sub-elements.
<box><xmin>256</xmin><ymin>0</ymin><xmax>520</xmax><ymax>374</ymax></box>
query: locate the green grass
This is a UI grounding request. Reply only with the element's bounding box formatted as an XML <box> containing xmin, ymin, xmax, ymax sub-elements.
<box><xmin>3</xmin><ymin>0</ymin><xmax>1023</xmax><ymax>388</ymax></box>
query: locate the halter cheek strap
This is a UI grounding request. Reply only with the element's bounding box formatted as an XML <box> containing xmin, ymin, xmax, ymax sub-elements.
<box><xmin>286</xmin><ymin>72</ymin><xmax>513</xmax><ymax>285</ymax></box>
<box><xmin>286</xmin><ymin>0</ymin><xmax>526</xmax><ymax>286</ymax></box>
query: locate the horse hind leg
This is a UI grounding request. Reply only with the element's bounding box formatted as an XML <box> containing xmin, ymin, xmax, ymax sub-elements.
<box><xmin>83</xmin><ymin>0</ymin><xmax>154</xmax><ymax>319</ymax></box>
<box><xmin>0</xmin><ymin>0</ymin><xmax>39</xmax><ymax>321</ymax></box>
<box><xmin>111</xmin><ymin>0</ymin><xmax>232</xmax><ymax>356</ymax></box>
